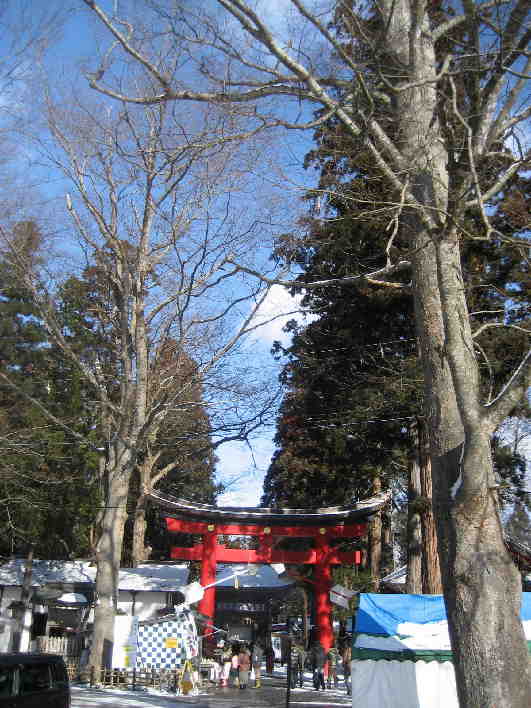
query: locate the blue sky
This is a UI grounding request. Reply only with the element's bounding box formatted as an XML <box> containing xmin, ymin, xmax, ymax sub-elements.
<box><xmin>6</xmin><ymin>1</ymin><xmax>527</xmax><ymax>509</ymax></box>
<box><xmin>0</xmin><ymin>0</ymin><xmax>316</xmax><ymax>508</ymax></box>
<box><xmin>215</xmin><ymin>285</ymin><xmax>316</xmax><ymax>507</ymax></box>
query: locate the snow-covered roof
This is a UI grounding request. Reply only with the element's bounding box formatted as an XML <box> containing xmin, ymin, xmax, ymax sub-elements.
<box><xmin>506</xmin><ymin>534</ymin><xmax>531</xmax><ymax>568</ymax></box>
<box><xmin>0</xmin><ymin>560</ymin><xmax>94</xmax><ymax>587</ymax></box>
<box><xmin>214</xmin><ymin>563</ymin><xmax>294</xmax><ymax>589</ymax></box>
<box><xmin>118</xmin><ymin>564</ymin><xmax>189</xmax><ymax>591</ymax></box>
<box><xmin>0</xmin><ymin>560</ymin><xmax>189</xmax><ymax>592</ymax></box>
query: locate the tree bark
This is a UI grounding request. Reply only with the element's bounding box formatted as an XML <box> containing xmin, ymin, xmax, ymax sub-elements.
<box><xmin>11</xmin><ymin>547</ymin><xmax>33</xmax><ymax>652</ymax></box>
<box><xmin>418</xmin><ymin>417</ymin><xmax>442</xmax><ymax>594</ymax></box>
<box><xmin>88</xmin><ymin>444</ymin><xmax>133</xmax><ymax>670</ymax></box>
<box><xmin>421</xmin><ymin>238</ymin><xmax>530</xmax><ymax>708</ymax></box>
<box><xmin>383</xmin><ymin>2</ymin><xmax>531</xmax><ymax>703</ymax></box>
<box><xmin>369</xmin><ymin>475</ymin><xmax>382</xmax><ymax>590</ymax></box>
<box><xmin>381</xmin><ymin>508</ymin><xmax>393</xmax><ymax>578</ymax></box>
<box><xmin>131</xmin><ymin>458</ymin><xmax>153</xmax><ymax>568</ymax></box>
<box><xmin>407</xmin><ymin>422</ymin><xmax>422</xmax><ymax>594</ymax></box>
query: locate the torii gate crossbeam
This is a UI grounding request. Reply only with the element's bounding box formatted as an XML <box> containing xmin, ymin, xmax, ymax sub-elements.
<box><xmin>166</xmin><ymin>518</ymin><xmax>364</xmax><ymax>651</ymax></box>
<box><xmin>150</xmin><ymin>491</ymin><xmax>390</xmax><ymax>652</ymax></box>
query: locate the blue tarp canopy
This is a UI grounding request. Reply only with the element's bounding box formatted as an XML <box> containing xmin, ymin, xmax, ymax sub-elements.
<box><xmin>355</xmin><ymin>592</ymin><xmax>531</xmax><ymax>636</ymax></box>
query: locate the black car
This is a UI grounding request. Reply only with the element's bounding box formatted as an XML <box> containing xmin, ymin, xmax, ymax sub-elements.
<box><xmin>0</xmin><ymin>654</ymin><xmax>70</xmax><ymax>708</ymax></box>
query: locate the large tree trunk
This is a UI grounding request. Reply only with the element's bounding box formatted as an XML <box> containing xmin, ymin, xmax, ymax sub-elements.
<box><xmin>383</xmin><ymin>2</ymin><xmax>531</xmax><ymax>704</ymax></box>
<box><xmin>131</xmin><ymin>458</ymin><xmax>154</xmax><ymax>568</ymax></box>
<box><xmin>131</xmin><ymin>490</ymin><xmax>149</xmax><ymax>569</ymax></box>
<box><xmin>419</xmin><ymin>238</ymin><xmax>530</xmax><ymax>707</ymax></box>
<box><xmin>88</xmin><ymin>444</ymin><xmax>133</xmax><ymax>671</ymax></box>
<box><xmin>418</xmin><ymin>417</ymin><xmax>442</xmax><ymax>594</ymax></box>
<box><xmin>406</xmin><ymin>422</ymin><xmax>422</xmax><ymax>594</ymax></box>
<box><xmin>381</xmin><ymin>507</ymin><xmax>393</xmax><ymax>577</ymax></box>
<box><xmin>369</xmin><ymin>474</ymin><xmax>382</xmax><ymax>590</ymax></box>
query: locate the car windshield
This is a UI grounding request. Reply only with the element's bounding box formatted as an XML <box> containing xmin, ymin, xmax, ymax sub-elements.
<box><xmin>19</xmin><ymin>664</ymin><xmax>52</xmax><ymax>694</ymax></box>
<box><xmin>0</xmin><ymin>666</ymin><xmax>16</xmax><ymax>697</ymax></box>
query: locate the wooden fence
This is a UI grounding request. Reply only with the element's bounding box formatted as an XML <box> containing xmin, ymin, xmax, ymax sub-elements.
<box><xmin>33</xmin><ymin>637</ymin><xmax>206</xmax><ymax>694</ymax></box>
<box><xmin>34</xmin><ymin>635</ymin><xmax>84</xmax><ymax>659</ymax></box>
<box><xmin>87</xmin><ymin>666</ymin><xmax>196</xmax><ymax>693</ymax></box>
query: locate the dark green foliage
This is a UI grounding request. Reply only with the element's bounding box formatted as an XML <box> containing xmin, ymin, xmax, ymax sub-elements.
<box><xmin>0</xmin><ymin>223</ymin><xmax>100</xmax><ymax>558</ymax></box>
<box><xmin>505</xmin><ymin>502</ymin><xmax>531</xmax><ymax>547</ymax></box>
<box><xmin>263</xmin><ymin>128</ymin><xmax>417</xmax><ymax>509</ymax></box>
<box><xmin>133</xmin><ymin>411</ymin><xmax>221</xmax><ymax>562</ymax></box>
<box><xmin>263</xmin><ymin>12</ymin><xmax>529</xmax><ymax>559</ymax></box>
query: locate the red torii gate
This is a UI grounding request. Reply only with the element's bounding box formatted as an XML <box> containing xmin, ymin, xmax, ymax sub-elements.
<box><xmin>150</xmin><ymin>491</ymin><xmax>389</xmax><ymax>652</ymax></box>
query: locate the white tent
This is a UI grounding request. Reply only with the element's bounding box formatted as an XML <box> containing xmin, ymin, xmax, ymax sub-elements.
<box><xmin>351</xmin><ymin>592</ymin><xmax>531</xmax><ymax>708</ymax></box>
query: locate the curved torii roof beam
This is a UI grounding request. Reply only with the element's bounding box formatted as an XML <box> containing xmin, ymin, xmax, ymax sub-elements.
<box><xmin>148</xmin><ymin>489</ymin><xmax>391</xmax><ymax>526</ymax></box>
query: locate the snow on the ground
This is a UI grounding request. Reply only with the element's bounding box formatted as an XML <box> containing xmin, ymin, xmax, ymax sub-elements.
<box><xmin>71</xmin><ymin>684</ymin><xmax>351</xmax><ymax>708</ymax></box>
<box><xmin>71</xmin><ymin>668</ymin><xmax>352</xmax><ymax>707</ymax></box>
<box><xmin>71</xmin><ymin>685</ymin><xmax>202</xmax><ymax>707</ymax></box>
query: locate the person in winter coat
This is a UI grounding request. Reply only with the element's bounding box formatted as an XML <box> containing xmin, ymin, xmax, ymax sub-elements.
<box><xmin>221</xmin><ymin>646</ymin><xmax>232</xmax><ymax>687</ymax></box>
<box><xmin>326</xmin><ymin>643</ymin><xmax>340</xmax><ymax>689</ymax></box>
<box><xmin>237</xmin><ymin>646</ymin><xmax>251</xmax><ymax>689</ymax></box>
<box><xmin>309</xmin><ymin>641</ymin><xmax>326</xmax><ymax>691</ymax></box>
<box><xmin>251</xmin><ymin>642</ymin><xmax>264</xmax><ymax>688</ymax></box>
<box><xmin>264</xmin><ymin>644</ymin><xmax>275</xmax><ymax>674</ymax></box>
<box><xmin>290</xmin><ymin>642</ymin><xmax>306</xmax><ymax>688</ymax></box>
<box><xmin>230</xmin><ymin>648</ymin><xmax>240</xmax><ymax>687</ymax></box>
<box><xmin>342</xmin><ymin>643</ymin><xmax>352</xmax><ymax>696</ymax></box>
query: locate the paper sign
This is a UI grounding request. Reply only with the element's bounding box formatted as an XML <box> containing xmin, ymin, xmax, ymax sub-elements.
<box><xmin>330</xmin><ymin>584</ymin><xmax>356</xmax><ymax>609</ymax></box>
<box><xmin>330</xmin><ymin>590</ymin><xmax>350</xmax><ymax>609</ymax></box>
<box><xmin>183</xmin><ymin>581</ymin><xmax>205</xmax><ymax>605</ymax></box>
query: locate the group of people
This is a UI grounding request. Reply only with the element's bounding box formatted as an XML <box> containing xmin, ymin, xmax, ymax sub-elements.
<box><xmin>291</xmin><ymin>639</ymin><xmax>352</xmax><ymax>694</ymax></box>
<box><xmin>209</xmin><ymin>637</ymin><xmax>352</xmax><ymax>694</ymax></box>
<box><xmin>218</xmin><ymin>642</ymin><xmax>265</xmax><ymax>689</ymax></box>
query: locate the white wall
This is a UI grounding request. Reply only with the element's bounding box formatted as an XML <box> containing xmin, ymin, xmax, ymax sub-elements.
<box><xmin>0</xmin><ymin>587</ymin><xmax>171</xmax><ymax>653</ymax></box>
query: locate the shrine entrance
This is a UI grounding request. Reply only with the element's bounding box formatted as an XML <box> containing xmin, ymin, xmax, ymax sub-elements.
<box><xmin>150</xmin><ymin>491</ymin><xmax>389</xmax><ymax>652</ymax></box>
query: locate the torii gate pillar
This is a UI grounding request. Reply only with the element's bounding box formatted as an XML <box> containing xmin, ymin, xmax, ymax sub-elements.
<box><xmin>166</xmin><ymin>518</ymin><xmax>365</xmax><ymax>652</ymax></box>
<box><xmin>314</xmin><ymin>533</ymin><xmax>334</xmax><ymax>649</ymax></box>
<box><xmin>198</xmin><ymin>526</ymin><xmax>217</xmax><ymax>631</ymax></box>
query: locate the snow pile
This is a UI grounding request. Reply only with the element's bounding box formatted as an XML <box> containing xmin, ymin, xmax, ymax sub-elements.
<box><xmin>396</xmin><ymin>620</ymin><xmax>452</xmax><ymax>650</ymax></box>
<box><xmin>355</xmin><ymin>621</ymin><xmax>452</xmax><ymax>653</ymax></box>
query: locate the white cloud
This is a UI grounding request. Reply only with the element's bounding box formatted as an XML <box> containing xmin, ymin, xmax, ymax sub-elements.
<box><xmin>250</xmin><ymin>284</ymin><xmax>313</xmax><ymax>346</ymax></box>
<box><xmin>216</xmin><ymin>437</ymin><xmax>276</xmax><ymax>506</ymax></box>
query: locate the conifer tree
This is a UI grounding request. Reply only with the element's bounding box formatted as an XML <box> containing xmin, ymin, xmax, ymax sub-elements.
<box><xmin>265</xmin><ymin>106</ymin><xmax>529</xmax><ymax>587</ymax></box>
<box><xmin>0</xmin><ymin>223</ymin><xmax>99</xmax><ymax>558</ymax></box>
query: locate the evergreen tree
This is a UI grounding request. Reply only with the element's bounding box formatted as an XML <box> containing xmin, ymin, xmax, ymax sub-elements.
<box><xmin>506</xmin><ymin>502</ymin><xmax>531</xmax><ymax>548</ymax></box>
<box><xmin>264</xmin><ymin>66</ymin><xmax>529</xmax><ymax>579</ymax></box>
<box><xmin>58</xmin><ymin>268</ymin><xmax>220</xmax><ymax>566</ymax></box>
<box><xmin>0</xmin><ymin>223</ymin><xmax>99</xmax><ymax>558</ymax></box>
